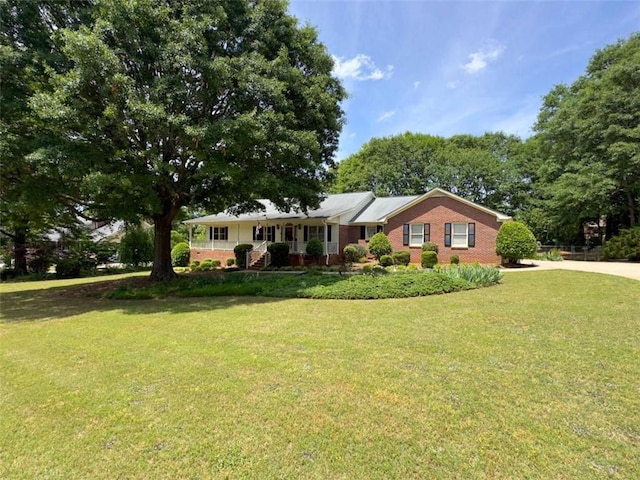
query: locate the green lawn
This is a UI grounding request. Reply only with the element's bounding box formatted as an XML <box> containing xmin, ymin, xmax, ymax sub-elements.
<box><xmin>1</xmin><ymin>271</ymin><xmax>639</xmax><ymax>479</ymax></box>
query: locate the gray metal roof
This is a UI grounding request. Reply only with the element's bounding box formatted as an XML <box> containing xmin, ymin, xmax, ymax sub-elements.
<box><xmin>185</xmin><ymin>192</ymin><xmax>373</xmax><ymax>224</ymax></box>
<box><xmin>349</xmin><ymin>196</ymin><xmax>420</xmax><ymax>223</ymax></box>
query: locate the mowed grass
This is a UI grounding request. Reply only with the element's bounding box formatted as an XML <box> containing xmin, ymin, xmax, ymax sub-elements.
<box><xmin>1</xmin><ymin>271</ymin><xmax>639</xmax><ymax>479</ymax></box>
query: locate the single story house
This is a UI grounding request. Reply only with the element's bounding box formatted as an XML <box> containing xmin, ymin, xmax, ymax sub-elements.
<box><xmin>185</xmin><ymin>188</ymin><xmax>511</xmax><ymax>266</ymax></box>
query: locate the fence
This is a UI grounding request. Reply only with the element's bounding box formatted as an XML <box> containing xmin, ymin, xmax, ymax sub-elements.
<box><xmin>538</xmin><ymin>245</ymin><xmax>604</xmax><ymax>261</ymax></box>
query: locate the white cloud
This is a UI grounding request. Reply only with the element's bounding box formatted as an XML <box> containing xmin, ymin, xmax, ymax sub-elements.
<box><xmin>413</xmin><ymin>81</ymin><xmax>421</xmax><ymax>89</ymax></box>
<box><xmin>377</xmin><ymin>110</ymin><xmax>396</xmax><ymax>122</ymax></box>
<box><xmin>332</xmin><ymin>54</ymin><xmax>394</xmax><ymax>81</ymax></box>
<box><xmin>446</xmin><ymin>80</ymin><xmax>460</xmax><ymax>89</ymax></box>
<box><xmin>463</xmin><ymin>40</ymin><xmax>505</xmax><ymax>74</ymax></box>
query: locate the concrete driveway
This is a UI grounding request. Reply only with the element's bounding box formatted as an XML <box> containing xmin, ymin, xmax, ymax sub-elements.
<box><xmin>504</xmin><ymin>259</ymin><xmax>640</xmax><ymax>281</ymax></box>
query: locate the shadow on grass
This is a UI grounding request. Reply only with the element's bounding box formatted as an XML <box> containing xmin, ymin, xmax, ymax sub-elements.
<box><xmin>0</xmin><ymin>280</ymin><xmax>289</xmax><ymax>324</ymax></box>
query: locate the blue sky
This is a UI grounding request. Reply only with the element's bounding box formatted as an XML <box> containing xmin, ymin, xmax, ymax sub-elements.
<box><xmin>288</xmin><ymin>0</ymin><xmax>640</xmax><ymax>160</ymax></box>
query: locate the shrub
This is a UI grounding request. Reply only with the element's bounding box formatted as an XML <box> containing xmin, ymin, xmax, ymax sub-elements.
<box><xmin>233</xmin><ymin>243</ymin><xmax>254</xmax><ymax>269</ymax></box>
<box><xmin>450</xmin><ymin>254</ymin><xmax>460</xmax><ymax>265</ymax></box>
<box><xmin>171</xmin><ymin>242</ymin><xmax>191</xmax><ymax>267</ymax></box>
<box><xmin>368</xmin><ymin>232</ymin><xmax>392</xmax><ymax>261</ymax></box>
<box><xmin>28</xmin><ymin>253</ymin><xmax>53</xmax><ymax>274</ymax></box>
<box><xmin>422</xmin><ymin>241</ymin><xmax>439</xmax><ymax>253</ymax></box>
<box><xmin>603</xmin><ymin>227</ymin><xmax>640</xmax><ymax>261</ymax></box>
<box><xmin>495</xmin><ymin>221</ymin><xmax>537</xmax><ymax>264</ymax></box>
<box><xmin>421</xmin><ymin>251</ymin><xmax>438</xmax><ymax>269</ymax></box>
<box><xmin>226</xmin><ymin>258</ymin><xmax>235</xmax><ymax>267</ymax></box>
<box><xmin>379</xmin><ymin>254</ymin><xmax>394</xmax><ymax>267</ymax></box>
<box><xmin>200</xmin><ymin>259</ymin><xmax>214</xmax><ymax>271</ymax></box>
<box><xmin>305</xmin><ymin>238</ymin><xmax>323</xmax><ymax>263</ymax></box>
<box><xmin>392</xmin><ymin>250</ymin><xmax>411</xmax><ymax>266</ymax></box>
<box><xmin>170</xmin><ymin>230</ymin><xmax>188</xmax><ymax>249</ymax></box>
<box><xmin>119</xmin><ymin>225</ymin><xmax>154</xmax><ymax>267</ymax></box>
<box><xmin>344</xmin><ymin>244</ymin><xmax>368</xmax><ymax>263</ymax></box>
<box><xmin>190</xmin><ymin>260</ymin><xmax>200</xmax><ymax>269</ymax></box>
<box><xmin>55</xmin><ymin>258</ymin><xmax>83</xmax><ymax>278</ymax></box>
<box><xmin>211</xmin><ymin>259</ymin><xmax>221</xmax><ymax>268</ymax></box>
<box><xmin>267</xmin><ymin>242</ymin><xmax>290</xmax><ymax>268</ymax></box>
<box><xmin>362</xmin><ymin>264</ymin><xmax>373</xmax><ymax>274</ymax></box>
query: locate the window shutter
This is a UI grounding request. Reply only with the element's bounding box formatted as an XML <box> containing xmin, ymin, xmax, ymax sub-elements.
<box><xmin>444</xmin><ymin>223</ymin><xmax>452</xmax><ymax>247</ymax></box>
<box><xmin>252</xmin><ymin>226</ymin><xmax>256</xmax><ymax>241</ymax></box>
<box><xmin>468</xmin><ymin>222</ymin><xmax>476</xmax><ymax>248</ymax></box>
<box><xmin>424</xmin><ymin>223</ymin><xmax>430</xmax><ymax>242</ymax></box>
<box><xmin>327</xmin><ymin>225</ymin><xmax>332</xmax><ymax>242</ymax></box>
<box><xmin>209</xmin><ymin>227</ymin><xmax>213</xmax><ymax>241</ymax></box>
<box><xmin>360</xmin><ymin>226</ymin><xmax>366</xmax><ymax>239</ymax></box>
<box><xmin>303</xmin><ymin>226</ymin><xmax>308</xmax><ymax>242</ymax></box>
<box><xmin>403</xmin><ymin>224</ymin><xmax>409</xmax><ymax>246</ymax></box>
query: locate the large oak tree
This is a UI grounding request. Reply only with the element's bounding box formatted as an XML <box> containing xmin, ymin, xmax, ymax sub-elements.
<box><xmin>27</xmin><ymin>0</ymin><xmax>345</xmax><ymax>280</ymax></box>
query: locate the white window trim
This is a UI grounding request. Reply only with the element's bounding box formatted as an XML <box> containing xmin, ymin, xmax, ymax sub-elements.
<box><xmin>365</xmin><ymin>225</ymin><xmax>378</xmax><ymax>240</ymax></box>
<box><xmin>409</xmin><ymin>223</ymin><xmax>423</xmax><ymax>247</ymax></box>
<box><xmin>452</xmin><ymin>222</ymin><xmax>468</xmax><ymax>249</ymax></box>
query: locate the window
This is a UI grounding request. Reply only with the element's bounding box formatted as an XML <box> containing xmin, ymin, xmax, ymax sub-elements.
<box><xmin>253</xmin><ymin>225</ymin><xmax>275</xmax><ymax>242</ymax></box>
<box><xmin>308</xmin><ymin>225</ymin><xmax>324</xmax><ymax>241</ymax></box>
<box><xmin>210</xmin><ymin>226</ymin><xmax>228</xmax><ymax>241</ymax></box>
<box><xmin>444</xmin><ymin>222</ymin><xmax>475</xmax><ymax>249</ymax></box>
<box><xmin>410</xmin><ymin>224</ymin><xmax>423</xmax><ymax>246</ymax></box>
<box><xmin>403</xmin><ymin>223</ymin><xmax>430</xmax><ymax>246</ymax></box>
<box><xmin>360</xmin><ymin>225</ymin><xmax>382</xmax><ymax>240</ymax></box>
<box><xmin>452</xmin><ymin>223</ymin><xmax>468</xmax><ymax>248</ymax></box>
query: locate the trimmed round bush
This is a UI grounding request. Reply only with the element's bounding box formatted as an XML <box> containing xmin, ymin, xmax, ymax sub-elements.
<box><xmin>200</xmin><ymin>259</ymin><xmax>214</xmax><ymax>271</ymax></box>
<box><xmin>379</xmin><ymin>254</ymin><xmax>394</xmax><ymax>267</ymax></box>
<box><xmin>450</xmin><ymin>254</ymin><xmax>460</xmax><ymax>265</ymax></box>
<box><xmin>268</xmin><ymin>242</ymin><xmax>290</xmax><ymax>268</ymax></box>
<box><xmin>226</xmin><ymin>257</ymin><xmax>235</xmax><ymax>267</ymax></box>
<box><xmin>233</xmin><ymin>243</ymin><xmax>254</xmax><ymax>269</ymax></box>
<box><xmin>422</xmin><ymin>241</ymin><xmax>439</xmax><ymax>253</ymax></box>
<box><xmin>306</xmin><ymin>238</ymin><xmax>324</xmax><ymax>262</ymax></box>
<box><xmin>171</xmin><ymin>242</ymin><xmax>191</xmax><ymax>267</ymax></box>
<box><xmin>368</xmin><ymin>232</ymin><xmax>392</xmax><ymax>260</ymax></box>
<box><xmin>495</xmin><ymin>221</ymin><xmax>537</xmax><ymax>264</ymax></box>
<box><xmin>190</xmin><ymin>260</ymin><xmax>200</xmax><ymax>269</ymax></box>
<box><xmin>392</xmin><ymin>250</ymin><xmax>411</xmax><ymax>266</ymax></box>
<box><xmin>344</xmin><ymin>244</ymin><xmax>368</xmax><ymax>263</ymax></box>
<box><xmin>421</xmin><ymin>250</ymin><xmax>438</xmax><ymax>269</ymax></box>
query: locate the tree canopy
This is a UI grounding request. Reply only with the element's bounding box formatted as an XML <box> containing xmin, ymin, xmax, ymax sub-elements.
<box><xmin>330</xmin><ymin>132</ymin><xmax>529</xmax><ymax>215</ymax></box>
<box><xmin>16</xmin><ymin>0</ymin><xmax>345</xmax><ymax>280</ymax></box>
<box><xmin>534</xmin><ymin>32</ymin><xmax>640</xmax><ymax>236</ymax></box>
<box><xmin>1</xmin><ymin>0</ymin><xmax>93</xmax><ymax>273</ymax></box>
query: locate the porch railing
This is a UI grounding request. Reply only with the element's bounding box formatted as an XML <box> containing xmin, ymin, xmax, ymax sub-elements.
<box><xmin>190</xmin><ymin>239</ymin><xmax>339</xmax><ymax>255</ymax></box>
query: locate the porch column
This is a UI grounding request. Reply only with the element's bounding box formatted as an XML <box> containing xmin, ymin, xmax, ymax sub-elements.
<box><xmin>188</xmin><ymin>225</ymin><xmax>192</xmax><ymax>248</ymax></box>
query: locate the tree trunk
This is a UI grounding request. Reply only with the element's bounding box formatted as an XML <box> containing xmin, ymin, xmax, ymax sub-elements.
<box><xmin>13</xmin><ymin>228</ymin><xmax>28</xmax><ymax>275</ymax></box>
<box><xmin>626</xmin><ymin>190</ymin><xmax>637</xmax><ymax>227</ymax></box>
<box><xmin>150</xmin><ymin>207</ymin><xmax>180</xmax><ymax>282</ymax></box>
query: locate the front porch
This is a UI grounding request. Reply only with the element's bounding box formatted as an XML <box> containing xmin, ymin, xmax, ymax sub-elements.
<box><xmin>187</xmin><ymin>221</ymin><xmax>341</xmax><ymax>267</ymax></box>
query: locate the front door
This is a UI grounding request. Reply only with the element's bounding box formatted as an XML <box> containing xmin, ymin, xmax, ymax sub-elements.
<box><xmin>284</xmin><ymin>224</ymin><xmax>296</xmax><ymax>252</ymax></box>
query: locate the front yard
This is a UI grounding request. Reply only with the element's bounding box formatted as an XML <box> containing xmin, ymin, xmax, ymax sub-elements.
<box><xmin>1</xmin><ymin>271</ymin><xmax>639</xmax><ymax>479</ymax></box>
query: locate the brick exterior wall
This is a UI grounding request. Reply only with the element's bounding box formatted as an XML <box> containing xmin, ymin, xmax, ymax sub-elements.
<box><xmin>384</xmin><ymin>196</ymin><xmax>503</xmax><ymax>264</ymax></box>
<box><xmin>190</xmin><ymin>249</ymin><xmax>236</xmax><ymax>264</ymax></box>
